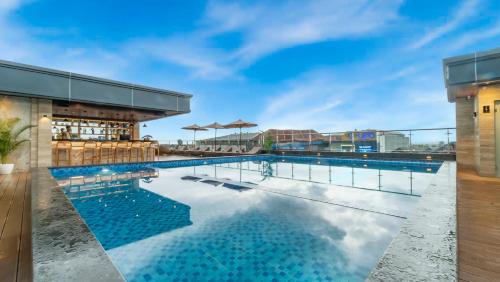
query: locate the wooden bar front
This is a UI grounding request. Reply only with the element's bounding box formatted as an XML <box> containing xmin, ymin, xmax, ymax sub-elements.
<box><xmin>51</xmin><ymin>140</ymin><xmax>159</xmax><ymax>167</ymax></box>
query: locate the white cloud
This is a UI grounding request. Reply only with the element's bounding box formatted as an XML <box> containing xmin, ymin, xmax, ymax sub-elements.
<box><xmin>409</xmin><ymin>0</ymin><xmax>480</xmax><ymax>50</ymax></box>
<box><xmin>446</xmin><ymin>20</ymin><xmax>500</xmax><ymax>51</ymax></box>
<box><xmin>257</xmin><ymin>69</ymin><xmax>362</xmax><ymax>130</ymax></box>
<box><xmin>0</xmin><ymin>0</ymin><xmax>22</xmax><ymax>14</ymax></box>
<box><xmin>256</xmin><ymin>64</ymin><xmax>454</xmax><ymax>132</ymax></box>
<box><xmin>127</xmin><ymin>36</ymin><xmax>235</xmax><ymax>80</ymax></box>
<box><xmin>229</xmin><ymin>0</ymin><xmax>402</xmax><ymax>64</ymax></box>
<box><xmin>133</xmin><ymin>0</ymin><xmax>403</xmax><ymax>79</ymax></box>
<box><xmin>0</xmin><ymin>1</ymin><xmax>128</xmax><ymax>79</ymax></box>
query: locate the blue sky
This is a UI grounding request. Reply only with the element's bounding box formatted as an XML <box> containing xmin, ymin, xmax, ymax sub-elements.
<box><xmin>1</xmin><ymin>0</ymin><xmax>500</xmax><ymax>141</ymax></box>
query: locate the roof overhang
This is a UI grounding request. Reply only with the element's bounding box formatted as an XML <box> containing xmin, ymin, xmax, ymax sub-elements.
<box><xmin>443</xmin><ymin>47</ymin><xmax>500</xmax><ymax>102</ymax></box>
<box><xmin>0</xmin><ymin>59</ymin><xmax>192</xmax><ymax>119</ymax></box>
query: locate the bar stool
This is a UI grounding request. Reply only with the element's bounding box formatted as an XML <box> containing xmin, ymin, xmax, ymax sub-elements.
<box><xmin>144</xmin><ymin>141</ymin><xmax>160</xmax><ymax>162</ymax></box>
<box><xmin>55</xmin><ymin>141</ymin><xmax>72</xmax><ymax>166</ymax></box>
<box><xmin>99</xmin><ymin>141</ymin><xmax>116</xmax><ymax>164</ymax></box>
<box><xmin>82</xmin><ymin>141</ymin><xmax>99</xmax><ymax>165</ymax></box>
<box><xmin>114</xmin><ymin>142</ymin><xmax>130</xmax><ymax>163</ymax></box>
<box><xmin>129</xmin><ymin>141</ymin><xmax>144</xmax><ymax>162</ymax></box>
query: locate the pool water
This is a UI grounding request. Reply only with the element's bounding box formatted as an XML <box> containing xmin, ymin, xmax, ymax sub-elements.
<box><xmin>53</xmin><ymin>156</ymin><xmax>442</xmax><ymax>282</ymax></box>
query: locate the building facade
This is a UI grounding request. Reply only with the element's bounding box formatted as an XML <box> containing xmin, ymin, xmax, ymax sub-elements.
<box><xmin>377</xmin><ymin>132</ymin><xmax>410</xmax><ymax>153</ymax></box>
<box><xmin>443</xmin><ymin>48</ymin><xmax>500</xmax><ymax>176</ymax></box>
<box><xmin>0</xmin><ymin>59</ymin><xmax>192</xmax><ymax>170</ymax></box>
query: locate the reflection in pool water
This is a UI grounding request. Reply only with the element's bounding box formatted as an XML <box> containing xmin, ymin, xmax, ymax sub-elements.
<box><xmin>64</xmin><ymin>180</ymin><xmax>192</xmax><ymax>250</ymax></box>
<box><xmin>56</xmin><ymin>157</ymin><xmax>441</xmax><ymax>282</ymax></box>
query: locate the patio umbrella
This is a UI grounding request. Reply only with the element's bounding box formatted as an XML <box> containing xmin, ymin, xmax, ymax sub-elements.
<box><xmin>181</xmin><ymin>124</ymin><xmax>207</xmax><ymax>148</ymax></box>
<box><xmin>203</xmin><ymin>122</ymin><xmax>225</xmax><ymax>151</ymax></box>
<box><xmin>223</xmin><ymin>119</ymin><xmax>258</xmax><ymax>151</ymax></box>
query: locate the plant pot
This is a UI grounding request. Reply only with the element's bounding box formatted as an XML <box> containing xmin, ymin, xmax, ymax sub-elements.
<box><xmin>0</xmin><ymin>164</ymin><xmax>14</xmax><ymax>174</ymax></box>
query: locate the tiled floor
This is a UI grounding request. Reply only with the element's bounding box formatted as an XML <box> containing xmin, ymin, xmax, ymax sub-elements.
<box><xmin>457</xmin><ymin>167</ymin><xmax>500</xmax><ymax>281</ymax></box>
<box><xmin>0</xmin><ymin>172</ymin><xmax>32</xmax><ymax>282</ymax></box>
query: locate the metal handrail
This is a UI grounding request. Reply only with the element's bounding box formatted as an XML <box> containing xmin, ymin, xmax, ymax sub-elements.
<box><xmin>157</xmin><ymin>127</ymin><xmax>457</xmax><ymax>154</ymax></box>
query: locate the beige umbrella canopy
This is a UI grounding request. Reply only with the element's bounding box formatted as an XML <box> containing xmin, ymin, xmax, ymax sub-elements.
<box><xmin>223</xmin><ymin>119</ymin><xmax>258</xmax><ymax>150</ymax></box>
<box><xmin>203</xmin><ymin>122</ymin><xmax>225</xmax><ymax>150</ymax></box>
<box><xmin>181</xmin><ymin>124</ymin><xmax>207</xmax><ymax>147</ymax></box>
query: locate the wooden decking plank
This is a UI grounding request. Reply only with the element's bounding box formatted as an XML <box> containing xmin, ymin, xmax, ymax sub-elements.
<box><xmin>457</xmin><ymin>168</ymin><xmax>500</xmax><ymax>281</ymax></box>
<box><xmin>16</xmin><ymin>173</ymin><xmax>32</xmax><ymax>282</ymax></box>
<box><xmin>0</xmin><ymin>174</ymin><xmax>10</xmax><ymax>200</ymax></box>
<box><xmin>0</xmin><ymin>173</ymin><xmax>26</xmax><ymax>282</ymax></box>
<box><xmin>0</xmin><ymin>174</ymin><xmax>17</xmax><ymax>236</ymax></box>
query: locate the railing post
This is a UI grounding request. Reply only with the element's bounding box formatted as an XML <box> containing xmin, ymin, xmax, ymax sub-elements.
<box><xmin>410</xmin><ymin>171</ymin><xmax>413</xmax><ymax>195</ymax></box>
<box><xmin>309</xmin><ymin>131</ymin><xmax>312</xmax><ymax>151</ymax></box>
<box><xmin>409</xmin><ymin>130</ymin><xmax>412</xmax><ymax>152</ymax></box>
<box><xmin>447</xmin><ymin>128</ymin><xmax>451</xmax><ymax>153</ymax></box>
<box><xmin>378</xmin><ymin>169</ymin><xmax>382</xmax><ymax>190</ymax></box>
<box><xmin>291</xmin><ymin>131</ymin><xmax>294</xmax><ymax>150</ymax></box>
<box><xmin>329</xmin><ymin>133</ymin><xmax>332</xmax><ymax>152</ymax></box>
<box><xmin>308</xmin><ymin>163</ymin><xmax>311</xmax><ymax>181</ymax></box>
<box><xmin>351</xmin><ymin>167</ymin><xmax>354</xmax><ymax>186</ymax></box>
<box><xmin>276</xmin><ymin>132</ymin><xmax>279</xmax><ymax>150</ymax></box>
<box><xmin>329</xmin><ymin>165</ymin><xmax>332</xmax><ymax>183</ymax></box>
<box><xmin>351</xmin><ymin>131</ymin><xmax>355</xmax><ymax>152</ymax></box>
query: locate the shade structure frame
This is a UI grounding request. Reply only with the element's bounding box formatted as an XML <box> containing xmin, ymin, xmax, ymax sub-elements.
<box><xmin>222</xmin><ymin>119</ymin><xmax>258</xmax><ymax>151</ymax></box>
<box><xmin>203</xmin><ymin>122</ymin><xmax>226</xmax><ymax>151</ymax></box>
<box><xmin>181</xmin><ymin>124</ymin><xmax>208</xmax><ymax>147</ymax></box>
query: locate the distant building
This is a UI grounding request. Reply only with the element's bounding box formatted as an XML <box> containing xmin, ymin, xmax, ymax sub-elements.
<box><xmin>377</xmin><ymin>132</ymin><xmax>410</xmax><ymax>152</ymax></box>
<box><xmin>267</xmin><ymin>129</ymin><xmax>378</xmax><ymax>152</ymax></box>
<box><xmin>327</xmin><ymin>130</ymin><xmax>378</xmax><ymax>152</ymax></box>
<box><xmin>265</xmin><ymin>129</ymin><xmax>325</xmax><ymax>150</ymax></box>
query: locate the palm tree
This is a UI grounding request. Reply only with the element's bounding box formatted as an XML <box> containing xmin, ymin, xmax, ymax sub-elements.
<box><xmin>0</xmin><ymin>118</ymin><xmax>35</xmax><ymax>164</ymax></box>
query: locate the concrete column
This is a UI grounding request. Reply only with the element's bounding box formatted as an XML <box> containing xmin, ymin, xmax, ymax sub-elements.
<box><xmin>37</xmin><ymin>99</ymin><xmax>52</xmax><ymax>167</ymax></box>
<box><xmin>455</xmin><ymin>97</ymin><xmax>476</xmax><ymax>170</ymax></box>
<box><xmin>133</xmin><ymin>123</ymin><xmax>140</xmax><ymax>139</ymax></box>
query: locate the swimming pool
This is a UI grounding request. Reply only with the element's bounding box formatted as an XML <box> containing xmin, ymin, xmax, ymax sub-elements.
<box><xmin>51</xmin><ymin>156</ymin><xmax>442</xmax><ymax>282</ymax></box>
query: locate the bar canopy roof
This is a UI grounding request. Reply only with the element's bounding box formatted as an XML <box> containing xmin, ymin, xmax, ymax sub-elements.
<box><xmin>443</xmin><ymin>47</ymin><xmax>500</xmax><ymax>102</ymax></box>
<box><xmin>0</xmin><ymin>59</ymin><xmax>192</xmax><ymax>121</ymax></box>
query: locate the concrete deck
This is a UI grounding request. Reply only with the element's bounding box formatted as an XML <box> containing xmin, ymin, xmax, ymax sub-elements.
<box><xmin>367</xmin><ymin>161</ymin><xmax>457</xmax><ymax>282</ymax></box>
<box><xmin>31</xmin><ymin>168</ymin><xmax>123</xmax><ymax>282</ymax></box>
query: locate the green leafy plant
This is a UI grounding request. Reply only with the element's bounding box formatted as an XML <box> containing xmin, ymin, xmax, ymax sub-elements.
<box><xmin>263</xmin><ymin>132</ymin><xmax>274</xmax><ymax>151</ymax></box>
<box><xmin>0</xmin><ymin>118</ymin><xmax>35</xmax><ymax>164</ymax></box>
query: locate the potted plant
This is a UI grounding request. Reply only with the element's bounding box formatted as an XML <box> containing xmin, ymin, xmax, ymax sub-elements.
<box><xmin>0</xmin><ymin>118</ymin><xmax>35</xmax><ymax>174</ymax></box>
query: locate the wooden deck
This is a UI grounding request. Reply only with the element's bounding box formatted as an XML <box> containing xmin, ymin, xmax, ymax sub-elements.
<box><xmin>457</xmin><ymin>167</ymin><xmax>500</xmax><ymax>281</ymax></box>
<box><xmin>0</xmin><ymin>172</ymin><xmax>32</xmax><ymax>282</ymax></box>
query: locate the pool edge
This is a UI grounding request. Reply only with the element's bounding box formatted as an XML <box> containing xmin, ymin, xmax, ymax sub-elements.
<box><xmin>31</xmin><ymin>167</ymin><xmax>125</xmax><ymax>282</ymax></box>
<box><xmin>366</xmin><ymin>161</ymin><xmax>457</xmax><ymax>282</ymax></box>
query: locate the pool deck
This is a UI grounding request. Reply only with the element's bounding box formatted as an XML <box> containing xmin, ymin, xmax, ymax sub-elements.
<box><xmin>2</xmin><ymin>158</ymin><xmax>500</xmax><ymax>281</ymax></box>
<box><xmin>0</xmin><ymin>172</ymin><xmax>32</xmax><ymax>282</ymax></box>
<box><xmin>367</xmin><ymin>161</ymin><xmax>457</xmax><ymax>281</ymax></box>
<box><xmin>457</xmin><ymin>167</ymin><xmax>500</xmax><ymax>281</ymax></box>
<box><xmin>30</xmin><ymin>167</ymin><xmax>124</xmax><ymax>282</ymax></box>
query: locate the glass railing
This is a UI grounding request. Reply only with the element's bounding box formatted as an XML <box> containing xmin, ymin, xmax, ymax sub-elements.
<box><xmin>271</xmin><ymin>128</ymin><xmax>456</xmax><ymax>154</ymax></box>
<box><xmin>157</xmin><ymin>127</ymin><xmax>456</xmax><ymax>155</ymax></box>
<box><xmin>212</xmin><ymin>160</ymin><xmax>436</xmax><ymax>197</ymax></box>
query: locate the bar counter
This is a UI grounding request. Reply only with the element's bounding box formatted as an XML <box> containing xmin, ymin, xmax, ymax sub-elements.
<box><xmin>52</xmin><ymin>140</ymin><xmax>159</xmax><ymax>167</ymax></box>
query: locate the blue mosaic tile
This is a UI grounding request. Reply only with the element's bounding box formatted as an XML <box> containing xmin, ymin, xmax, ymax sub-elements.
<box><xmin>54</xmin><ymin>155</ymin><xmax>440</xmax><ymax>281</ymax></box>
